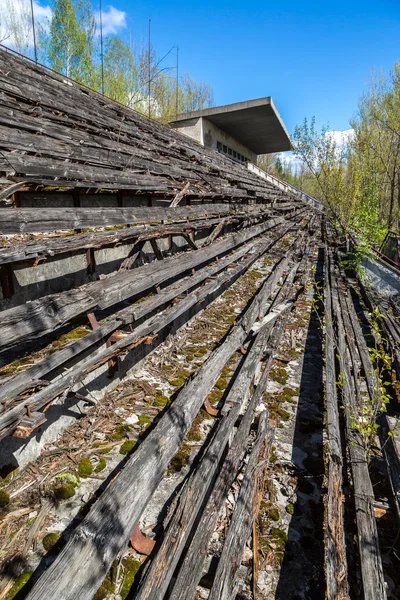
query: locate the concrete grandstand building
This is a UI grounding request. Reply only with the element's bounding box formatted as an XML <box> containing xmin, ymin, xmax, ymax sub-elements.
<box><xmin>170</xmin><ymin>96</ymin><xmax>292</xmax><ymax>165</ymax></box>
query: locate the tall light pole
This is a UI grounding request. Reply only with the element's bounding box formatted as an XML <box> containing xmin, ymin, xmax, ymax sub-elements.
<box><xmin>175</xmin><ymin>45</ymin><xmax>179</xmax><ymax>119</ymax></box>
<box><xmin>30</xmin><ymin>0</ymin><xmax>37</xmax><ymax>63</ymax></box>
<box><xmin>100</xmin><ymin>0</ymin><xmax>104</xmax><ymax>94</ymax></box>
<box><xmin>148</xmin><ymin>18</ymin><xmax>151</xmax><ymax>118</ymax></box>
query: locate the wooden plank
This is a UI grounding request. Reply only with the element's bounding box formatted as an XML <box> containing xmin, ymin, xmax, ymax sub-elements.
<box><xmin>0</xmin><ymin>204</ymin><xmax>264</xmax><ymax>234</ymax></box>
<box><xmin>208</xmin><ymin>414</ymin><xmax>274</xmax><ymax>600</ymax></box>
<box><xmin>324</xmin><ymin>245</ymin><xmax>348</xmax><ymax>600</ymax></box>
<box><xmin>0</xmin><ymin>227</ymin><xmax>287</xmax><ymax>437</ymax></box>
<box><xmin>0</xmin><ymin>216</ymin><xmax>230</xmax><ymax>265</ymax></box>
<box><xmin>168</xmin><ymin>256</ymin><xmax>304</xmax><ymax>600</ymax></box>
<box><xmin>0</xmin><ymin>217</ymin><xmax>286</xmax><ymax>349</ymax></box>
<box><xmin>341</xmin><ymin>280</ymin><xmax>400</xmax><ymax>525</ymax></box>
<box><xmin>134</xmin><ymin>309</ymin><xmax>279</xmax><ymax>600</ymax></box>
<box><xmin>24</xmin><ymin>244</ymin><xmax>288</xmax><ymax>600</ymax></box>
<box><xmin>331</xmin><ymin>265</ymin><xmax>387</xmax><ymax>600</ymax></box>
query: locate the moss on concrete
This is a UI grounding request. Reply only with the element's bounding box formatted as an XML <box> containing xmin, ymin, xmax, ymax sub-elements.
<box><xmin>268</xmin><ymin>508</ymin><xmax>280</xmax><ymax>521</ymax></box>
<box><xmin>42</xmin><ymin>532</ymin><xmax>61</xmax><ymax>552</ymax></box>
<box><xmin>53</xmin><ymin>483</ymin><xmax>76</xmax><ymax>501</ymax></box>
<box><xmin>270</xmin><ymin>367</ymin><xmax>288</xmax><ymax>385</ymax></box>
<box><xmin>138</xmin><ymin>415</ymin><xmax>151</xmax><ymax>427</ymax></box>
<box><xmin>167</xmin><ymin>443</ymin><xmax>191</xmax><ymax>474</ymax></box>
<box><xmin>77</xmin><ymin>457</ymin><xmax>93</xmax><ymax>478</ymax></box>
<box><xmin>119</xmin><ymin>440</ymin><xmax>136</xmax><ymax>455</ymax></box>
<box><xmin>95</xmin><ymin>458</ymin><xmax>107</xmax><ymax>473</ymax></box>
<box><xmin>153</xmin><ymin>395</ymin><xmax>169</xmax><ymax>407</ymax></box>
<box><xmin>120</xmin><ymin>558</ymin><xmax>141</xmax><ymax>600</ymax></box>
<box><xmin>286</xmin><ymin>503</ymin><xmax>295</xmax><ymax>515</ymax></box>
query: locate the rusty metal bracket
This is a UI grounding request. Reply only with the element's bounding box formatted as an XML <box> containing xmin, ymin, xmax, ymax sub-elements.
<box><xmin>204</xmin><ymin>397</ymin><xmax>220</xmax><ymax>417</ymax></box>
<box><xmin>130</xmin><ymin>524</ymin><xmax>156</xmax><ymax>555</ymax></box>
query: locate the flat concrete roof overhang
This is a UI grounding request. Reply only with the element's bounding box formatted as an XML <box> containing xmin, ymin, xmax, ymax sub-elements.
<box><xmin>171</xmin><ymin>97</ymin><xmax>292</xmax><ymax>154</ymax></box>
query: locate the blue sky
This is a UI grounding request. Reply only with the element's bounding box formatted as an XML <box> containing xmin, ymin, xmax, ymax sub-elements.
<box><xmin>100</xmin><ymin>0</ymin><xmax>400</xmax><ymax>133</ymax></box>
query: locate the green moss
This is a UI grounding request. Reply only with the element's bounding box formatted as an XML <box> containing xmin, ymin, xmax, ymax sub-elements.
<box><xmin>42</xmin><ymin>532</ymin><xmax>61</xmax><ymax>552</ymax></box>
<box><xmin>54</xmin><ymin>473</ymin><xmax>79</xmax><ymax>486</ymax></box>
<box><xmin>268</xmin><ymin>508</ymin><xmax>280</xmax><ymax>521</ymax></box>
<box><xmin>276</xmin><ymin>407</ymin><xmax>290</xmax><ymax>422</ymax></box>
<box><xmin>186</xmin><ymin>354</ymin><xmax>195</xmax><ymax>361</ymax></box>
<box><xmin>226</xmin><ymin>315</ymin><xmax>237</xmax><ymax>324</ymax></box>
<box><xmin>138</xmin><ymin>415</ymin><xmax>151</xmax><ymax>426</ymax></box>
<box><xmin>77</xmin><ymin>457</ymin><xmax>93</xmax><ymax>478</ymax></box>
<box><xmin>153</xmin><ymin>395</ymin><xmax>169</xmax><ymax>407</ymax></box>
<box><xmin>201</xmin><ymin>408</ymin><xmax>213</xmax><ymax>421</ymax></box>
<box><xmin>208</xmin><ymin>389</ymin><xmax>223</xmax><ymax>403</ymax></box>
<box><xmin>187</xmin><ymin>414</ymin><xmax>203</xmax><ymax>442</ymax></box>
<box><xmin>5</xmin><ymin>572</ymin><xmax>32</xmax><ymax>600</ymax></box>
<box><xmin>112</xmin><ymin>424</ymin><xmax>132</xmax><ymax>440</ymax></box>
<box><xmin>0</xmin><ymin>489</ymin><xmax>10</xmax><ymax>508</ymax></box>
<box><xmin>53</xmin><ymin>483</ymin><xmax>76</xmax><ymax>501</ymax></box>
<box><xmin>177</xmin><ymin>370</ymin><xmax>191</xmax><ymax>379</ymax></box>
<box><xmin>93</xmin><ymin>573</ymin><xmax>115</xmax><ymax>600</ymax></box>
<box><xmin>270</xmin><ymin>367</ymin><xmax>288</xmax><ymax>385</ymax></box>
<box><xmin>215</xmin><ymin>377</ymin><xmax>228</xmax><ymax>391</ymax></box>
<box><xmin>170</xmin><ymin>378</ymin><xmax>185</xmax><ymax>387</ymax></box>
<box><xmin>120</xmin><ymin>440</ymin><xmax>136</xmax><ymax>455</ymax></box>
<box><xmin>120</xmin><ymin>558</ymin><xmax>141</xmax><ymax>600</ymax></box>
<box><xmin>99</xmin><ymin>446</ymin><xmax>112</xmax><ymax>455</ymax></box>
<box><xmin>167</xmin><ymin>443</ymin><xmax>191</xmax><ymax>474</ymax></box>
<box><xmin>50</xmin><ymin>326</ymin><xmax>90</xmax><ymax>352</ymax></box>
<box><xmin>162</xmin><ymin>364</ymin><xmax>173</xmax><ymax>372</ymax></box>
<box><xmin>286</xmin><ymin>503</ymin><xmax>295</xmax><ymax>515</ymax></box>
<box><xmin>0</xmin><ymin>356</ymin><xmax>34</xmax><ymax>376</ymax></box>
<box><xmin>0</xmin><ymin>469</ymin><xmax>18</xmax><ymax>488</ymax></box>
<box><xmin>271</xmin><ymin>527</ymin><xmax>288</xmax><ymax>548</ymax></box>
<box><xmin>95</xmin><ymin>458</ymin><xmax>107</xmax><ymax>473</ymax></box>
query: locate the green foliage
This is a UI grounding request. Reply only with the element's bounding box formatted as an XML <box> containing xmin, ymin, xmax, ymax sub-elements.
<box><xmin>289</xmin><ymin>61</ymin><xmax>400</xmax><ymax>245</ymax></box>
<box><xmin>104</xmin><ymin>37</ymin><xmax>136</xmax><ymax>105</ymax></box>
<box><xmin>42</xmin><ymin>0</ymin><xmax>96</xmax><ymax>84</ymax></box>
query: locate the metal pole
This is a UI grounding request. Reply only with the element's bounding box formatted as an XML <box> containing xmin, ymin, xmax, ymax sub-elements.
<box><xmin>30</xmin><ymin>0</ymin><xmax>38</xmax><ymax>63</ymax></box>
<box><xmin>175</xmin><ymin>46</ymin><xmax>179</xmax><ymax>119</ymax></box>
<box><xmin>148</xmin><ymin>18</ymin><xmax>151</xmax><ymax>118</ymax></box>
<box><xmin>100</xmin><ymin>0</ymin><xmax>104</xmax><ymax>94</ymax></box>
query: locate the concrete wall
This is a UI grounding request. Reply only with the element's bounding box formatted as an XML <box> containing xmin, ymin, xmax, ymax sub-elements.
<box><xmin>171</xmin><ymin>117</ymin><xmax>257</xmax><ymax>164</ymax></box>
<box><xmin>170</xmin><ymin>117</ymin><xmax>203</xmax><ymax>145</ymax></box>
<box><xmin>201</xmin><ymin>118</ymin><xmax>257</xmax><ymax>164</ymax></box>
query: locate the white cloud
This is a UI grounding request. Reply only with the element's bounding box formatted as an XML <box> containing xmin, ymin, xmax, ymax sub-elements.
<box><xmin>324</xmin><ymin>129</ymin><xmax>355</xmax><ymax>145</ymax></box>
<box><xmin>0</xmin><ymin>0</ymin><xmax>52</xmax><ymax>51</ymax></box>
<box><xmin>95</xmin><ymin>6</ymin><xmax>127</xmax><ymax>36</ymax></box>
